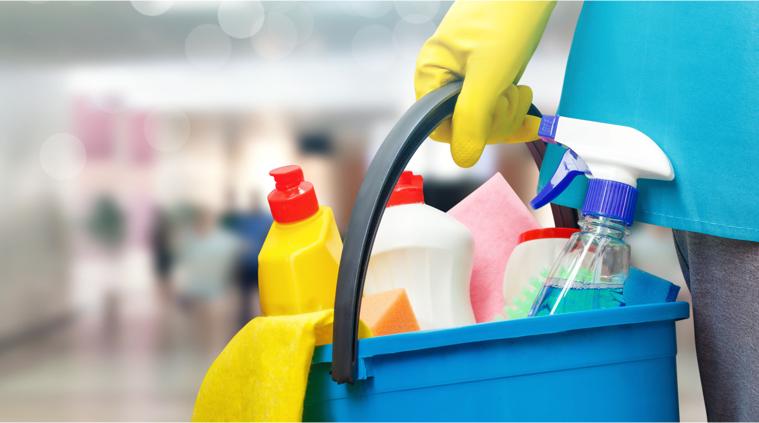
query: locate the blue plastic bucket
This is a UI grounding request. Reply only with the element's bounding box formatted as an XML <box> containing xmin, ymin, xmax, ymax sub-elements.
<box><xmin>305</xmin><ymin>302</ymin><xmax>689</xmax><ymax>421</ymax></box>
<box><xmin>318</xmin><ymin>83</ymin><xmax>688</xmax><ymax>421</ymax></box>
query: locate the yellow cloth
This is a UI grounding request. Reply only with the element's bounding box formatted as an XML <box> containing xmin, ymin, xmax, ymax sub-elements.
<box><xmin>415</xmin><ymin>1</ymin><xmax>556</xmax><ymax>167</ymax></box>
<box><xmin>192</xmin><ymin>309</ymin><xmax>371</xmax><ymax>422</ymax></box>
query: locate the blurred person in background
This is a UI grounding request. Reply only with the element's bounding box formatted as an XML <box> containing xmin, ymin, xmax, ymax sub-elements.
<box><xmin>416</xmin><ymin>2</ymin><xmax>759</xmax><ymax>419</ymax></box>
<box><xmin>223</xmin><ymin>191</ymin><xmax>272</xmax><ymax>328</ymax></box>
<box><xmin>85</xmin><ymin>193</ymin><xmax>127</xmax><ymax>333</ymax></box>
<box><xmin>86</xmin><ymin>194</ymin><xmax>126</xmax><ymax>252</ymax></box>
<box><xmin>174</xmin><ymin>206</ymin><xmax>241</xmax><ymax>353</ymax></box>
<box><xmin>150</xmin><ymin>209</ymin><xmax>175</xmax><ymax>299</ymax></box>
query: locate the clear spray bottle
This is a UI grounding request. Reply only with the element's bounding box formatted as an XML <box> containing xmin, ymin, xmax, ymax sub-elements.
<box><xmin>528</xmin><ymin>116</ymin><xmax>674</xmax><ymax>316</ymax></box>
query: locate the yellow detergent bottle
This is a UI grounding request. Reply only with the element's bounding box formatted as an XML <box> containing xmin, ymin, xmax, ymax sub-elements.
<box><xmin>258</xmin><ymin>165</ymin><xmax>341</xmax><ymax>315</ymax></box>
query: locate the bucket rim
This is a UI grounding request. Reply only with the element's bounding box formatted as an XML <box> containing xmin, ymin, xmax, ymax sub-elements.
<box><xmin>313</xmin><ymin>301</ymin><xmax>689</xmax><ymax>364</ymax></box>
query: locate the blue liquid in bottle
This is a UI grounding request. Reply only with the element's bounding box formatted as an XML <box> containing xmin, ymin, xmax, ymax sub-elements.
<box><xmin>529</xmin><ymin>216</ymin><xmax>630</xmax><ymax>317</ymax></box>
<box><xmin>531</xmin><ymin>278</ymin><xmax>625</xmax><ymax>316</ymax></box>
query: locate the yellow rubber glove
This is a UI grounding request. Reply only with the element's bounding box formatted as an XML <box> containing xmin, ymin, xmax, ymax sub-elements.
<box><xmin>415</xmin><ymin>1</ymin><xmax>556</xmax><ymax>167</ymax></box>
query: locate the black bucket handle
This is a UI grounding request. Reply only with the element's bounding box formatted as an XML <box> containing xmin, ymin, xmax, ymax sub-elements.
<box><xmin>330</xmin><ymin>81</ymin><xmax>578</xmax><ymax>384</ymax></box>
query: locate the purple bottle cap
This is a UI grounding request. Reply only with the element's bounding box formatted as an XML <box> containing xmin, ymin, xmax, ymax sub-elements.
<box><xmin>582</xmin><ymin>179</ymin><xmax>638</xmax><ymax>226</ymax></box>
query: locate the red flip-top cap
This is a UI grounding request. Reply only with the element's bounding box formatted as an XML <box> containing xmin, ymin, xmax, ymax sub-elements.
<box><xmin>387</xmin><ymin>170</ymin><xmax>424</xmax><ymax>207</ymax></box>
<box><xmin>267</xmin><ymin>165</ymin><xmax>319</xmax><ymax>223</ymax></box>
<box><xmin>518</xmin><ymin>227</ymin><xmax>579</xmax><ymax>243</ymax></box>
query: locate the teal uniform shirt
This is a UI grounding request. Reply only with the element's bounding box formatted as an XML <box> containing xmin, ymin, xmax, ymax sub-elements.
<box><xmin>539</xmin><ymin>2</ymin><xmax>759</xmax><ymax>242</ymax></box>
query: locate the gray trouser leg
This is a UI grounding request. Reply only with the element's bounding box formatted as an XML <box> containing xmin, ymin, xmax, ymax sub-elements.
<box><xmin>673</xmin><ymin>230</ymin><xmax>759</xmax><ymax>421</ymax></box>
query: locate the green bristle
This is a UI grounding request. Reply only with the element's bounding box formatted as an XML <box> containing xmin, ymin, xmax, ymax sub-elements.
<box><xmin>504</xmin><ymin>273</ymin><xmax>548</xmax><ymax>319</ymax></box>
<box><xmin>505</xmin><ymin>266</ymin><xmax>600</xmax><ymax>319</ymax></box>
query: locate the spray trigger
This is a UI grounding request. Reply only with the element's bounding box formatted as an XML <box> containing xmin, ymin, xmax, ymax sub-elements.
<box><xmin>531</xmin><ymin>148</ymin><xmax>590</xmax><ymax>209</ymax></box>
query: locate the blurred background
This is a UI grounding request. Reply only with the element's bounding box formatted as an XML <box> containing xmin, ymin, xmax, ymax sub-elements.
<box><xmin>0</xmin><ymin>1</ymin><xmax>705</xmax><ymax>420</ymax></box>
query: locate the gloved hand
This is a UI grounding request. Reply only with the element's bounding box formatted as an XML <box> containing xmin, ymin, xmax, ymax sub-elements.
<box><xmin>415</xmin><ymin>1</ymin><xmax>555</xmax><ymax>167</ymax></box>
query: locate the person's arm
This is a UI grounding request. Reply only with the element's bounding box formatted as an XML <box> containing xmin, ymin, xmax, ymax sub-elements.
<box><xmin>415</xmin><ymin>1</ymin><xmax>556</xmax><ymax>167</ymax></box>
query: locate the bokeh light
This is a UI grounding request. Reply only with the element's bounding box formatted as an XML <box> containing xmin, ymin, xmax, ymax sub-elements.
<box><xmin>185</xmin><ymin>24</ymin><xmax>232</xmax><ymax>70</ymax></box>
<box><xmin>130</xmin><ymin>0</ymin><xmax>173</xmax><ymax>17</ymax></box>
<box><xmin>289</xmin><ymin>3</ymin><xmax>314</xmax><ymax>44</ymax></box>
<box><xmin>39</xmin><ymin>133</ymin><xmax>86</xmax><ymax>180</ymax></box>
<box><xmin>217</xmin><ymin>0</ymin><xmax>265</xmax><ymax>39</ymax></box>
<box><xmin>251</xmin><ymin>12</ymin><xmax>298</xmax><ymax>61</ymax></box>
<box><xmin>394</xmin><ymin>1</ymin><xmax>440</xmax><ymax>24</ymax></box>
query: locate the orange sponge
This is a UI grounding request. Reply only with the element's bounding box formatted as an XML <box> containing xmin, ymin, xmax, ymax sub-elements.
<box><xmin>360</xmin><ymin>288</ymin><xmax>420</xmax><ymax>337</ymax></box>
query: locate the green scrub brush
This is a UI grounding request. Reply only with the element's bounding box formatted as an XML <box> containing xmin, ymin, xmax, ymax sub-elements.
<box><xmin>503</xmin><ymin>269</ymin><xmax>549</xmax><ymax>319</ymax></box>
<box><xmin>504</xmin><ymin>267</ymin><xmax>599</xmax><ymax>319</ymax></box>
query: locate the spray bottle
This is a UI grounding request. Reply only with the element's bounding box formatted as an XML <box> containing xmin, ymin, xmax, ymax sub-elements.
<box><xmin>528</xmin><ymin>116</ymin><xmax>674</xmax><ymax>316</ymax></box>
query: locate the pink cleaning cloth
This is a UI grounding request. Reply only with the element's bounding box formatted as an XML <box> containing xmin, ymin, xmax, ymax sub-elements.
<box><xmin>448</xmin><ymin>173</ymin><xmax>540</xmax><ymax>322</ymax></box>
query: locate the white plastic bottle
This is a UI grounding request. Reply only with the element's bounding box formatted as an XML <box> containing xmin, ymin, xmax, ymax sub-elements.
<box><xmin>501</xmin><ymin>227</ymin><xmax>579</xmax><ymax>320</ymax></box>
<box><xmin>365</xmin><ymin>171</ymin><xmax>475</xmax><ymax>330</ymax></box>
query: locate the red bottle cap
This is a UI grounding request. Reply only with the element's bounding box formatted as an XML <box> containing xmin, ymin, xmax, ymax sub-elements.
<box><xmin>518</xmin><ymin>227</ymin><xmax>579</xmax><ymax>243</ymax></box>
<box><xmin>387</xmin><ymin>170</ymin><xmax>424</xmax><ymax>207</ymax></box>
<box><xmin>267</xmin><ymin>165</ymin><xmax>319</xmax><ymax>223</ymax></box>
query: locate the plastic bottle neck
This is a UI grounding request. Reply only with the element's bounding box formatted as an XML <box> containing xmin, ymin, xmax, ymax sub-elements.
<box><xmin>580</xmin><ymin>215</ymin><xmax>629</xmax><ymax>241</ymax></box>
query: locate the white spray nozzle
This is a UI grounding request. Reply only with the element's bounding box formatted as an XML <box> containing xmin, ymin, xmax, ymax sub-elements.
<box><xmin>538</xmin><ymin>116</ymin><xmax>674</xmax><ymax>187</ymax></box>
<box><xmin>531</xmin><ymin>115</ymin><xmax>675</xmax><ymax>226</ymax></box>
